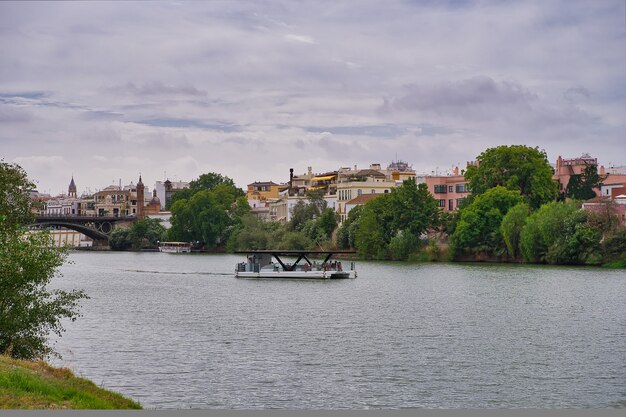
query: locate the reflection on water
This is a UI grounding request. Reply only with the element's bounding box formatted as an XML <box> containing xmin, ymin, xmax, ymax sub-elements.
<box><xmin>52</xmin><ymin>252</ymin><xmax>626</xmax><ymax>409</ymax></box>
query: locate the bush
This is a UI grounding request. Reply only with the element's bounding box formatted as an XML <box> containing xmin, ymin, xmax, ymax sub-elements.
<box><xmin>109</xmin><ymin>228</ymin><xmax>132</xmax><ymax>251</ymax></box>
<box><xmin>520</xmin><ymin>201</ymin><xmax>601</xmax><ymax>264</ymax></box>
<box><xmin>500</xmin><ymin>203</ymin><xmax>530</xmax><ymax>259</ymax></box>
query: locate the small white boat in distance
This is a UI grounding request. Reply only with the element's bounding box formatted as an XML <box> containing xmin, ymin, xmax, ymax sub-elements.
<box><xmin>158</xmin><ymin>241</ymin><xmax>192</xmax><ymax>253</ymax></box>
<box><xmin>235</xmin><ymin>250</ymin><xmax>357</xmax><ymax>279</ymax></box>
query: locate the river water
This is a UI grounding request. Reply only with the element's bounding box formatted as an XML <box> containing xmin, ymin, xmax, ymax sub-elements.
<box><xmin>51</xmin><ymin>252</ymin><xmax>626</xmax><ymax>409</ymax></box>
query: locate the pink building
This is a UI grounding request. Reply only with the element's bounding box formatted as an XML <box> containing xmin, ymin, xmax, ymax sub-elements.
<box><xmin>582</xmin><ymin>196</ymin><xmax>626</xmax><ymax>227</ymax></box>
<box><xmin>553</xmin><ymin>154</ymin><xmax>600</xmax><ymax>197</ymax></box>
<box><xmin>424</xmin><ymin>167</ymin><xmax>470</xmax><ymax>212</ymax></box>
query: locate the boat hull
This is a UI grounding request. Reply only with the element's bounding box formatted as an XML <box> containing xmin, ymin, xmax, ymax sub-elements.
<box><xmin>236</xmin><ymin>270</ymin><xmax>356</xmax><ymax>279</ymax></box>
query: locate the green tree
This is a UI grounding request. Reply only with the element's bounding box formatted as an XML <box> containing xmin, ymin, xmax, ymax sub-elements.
<box><xmin>465</xmin><ymin>145</ymin><xmax>557</xmax><ymax>209</ymax></box>
<box><xmin>227</xmin><ymin>213</ymin><xmax>282</xmax><ymax>251</ymax></box>
<box><xmin>336</xmin><ymin>205</ymin><xmax>363</xmax><ymax>249</ymax></box>
<box><xmin>451</xmin><ymin>186</ymin><xmax>524</xmax><ymax>256</ymax></box>
<box><xmin>0</xmin><ymin>161</ymin><xmax>88</xmax><ymax>359</ymax></box>
<box><xmin>355</xmin><ymin>203</ymin><xmax>388</xmax><ymax>259</ymax></box>
<box><xmin>565</xmin><ymin>164</ymin><xmax>606</xmax><ymax>201</ymax></box>
<box><xmin>167</xmin><ymin>172</ymin><xmax>244</xmax><ymax>209</ymax></box>
<box><xmin>500</xmin><ymin>202</ymin><xmax>530</xmax><ymax>259</ymax></box>
<box><xmin>601</xmin><ymin>228</ymin><xmax>626</xmax><ymax>263</ymax></box>
<box><xmin>109</xmin><ymin>228</ymin><xmax>132</xmax><ymax>250</ymax></box>
<box><xmin>353</xmin><ymin>180</ymin><xmax>440</xmax><ymax>260</ymax></box>
<box><xmin>388</xmin><ymin>180</ymin><xmax>439</xmax><ymax>237</ymax></box>
<box><xmin>169</xmin><ymin>190</ymin><xmax>230</xmax><ymax>247</ymax></box>
<box><xmin>520</xmin><ymin>201</ymin><xmax>600</xmax><ymax>264</ymax></box>
<box><xmin>129</xmin><ymin>218</ymin><xmax>167</xmax><ymax>249</ymax></box>
<box><xmin>168</xmin><ymin>182</ymin><xmax>250</xmax><ymax>248</ymax></box>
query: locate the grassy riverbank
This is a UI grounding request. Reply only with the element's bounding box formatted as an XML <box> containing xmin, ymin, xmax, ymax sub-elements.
<box><xmin>0</xmin><ymin>356</ymin><xmax>141</xmax><ymax>409</ymax></box>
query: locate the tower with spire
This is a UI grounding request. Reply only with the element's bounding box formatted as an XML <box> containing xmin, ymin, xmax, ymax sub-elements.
<box><xmin>136</xmin><ymin>175</ymin><xmax>145</xmax><ymax>219</ymax></box>
<box><xmin>68</xmin><ymin>176</ymin><xmax>77</xmax><ymax>198</ymax></box>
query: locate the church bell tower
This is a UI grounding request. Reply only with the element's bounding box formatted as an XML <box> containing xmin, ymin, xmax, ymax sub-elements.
<box><xmin>68</xmin><ymin>176</ymin><xmax>77</xmax><ymax>198</ymax></box>
<box><xmin>137</xmin><ymin>175</ymin><xmax>145</xmax><ymax>219</ymax></box>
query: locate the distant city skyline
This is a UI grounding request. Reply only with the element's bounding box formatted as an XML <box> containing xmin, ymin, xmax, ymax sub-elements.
<box><xmin>1</xmin><ymin>1</ymin><xmax>625</xmax><ymax>195</ymax></box>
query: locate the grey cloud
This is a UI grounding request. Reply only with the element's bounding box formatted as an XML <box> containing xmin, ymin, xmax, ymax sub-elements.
<box><xmin>563</xmin><ymin>86</ymin><xmax>591</xmax><ymax>102</ymax></box>
<box><xmin>109</xmin><ymin>82</ymin><xmax>207</xmax><ymax>97</ymax></box>
<box><xmin>0</xmin><ymin>105</ymin><xmax>33</xmax><ymax>123</ymax></box>
<box><xmin>379</xmin><ymin>76</ymin><xmax>537</xmax><ymax>116</ymax></box>
<box><xmin>305</xmin><ymin>124</ymin><xmax>406</xmax><ymax>138</ymax></box>
<box><xmin>136</xmin><ymin>118</ymin><xmax>240</xmax><ymax>132</ymax></box>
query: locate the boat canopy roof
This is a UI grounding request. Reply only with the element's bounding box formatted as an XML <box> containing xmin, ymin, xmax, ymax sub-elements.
<box><xmin>235</xmin><ymin>250</ymin><xmax>355</xmax><ymax>255</ymax></box>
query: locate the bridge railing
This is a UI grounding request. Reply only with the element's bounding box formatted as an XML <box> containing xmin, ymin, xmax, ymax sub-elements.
<box><xmin>35</xmin><ymin>214</ymin><xmax>137</xmax><ymax>221</ymax></box>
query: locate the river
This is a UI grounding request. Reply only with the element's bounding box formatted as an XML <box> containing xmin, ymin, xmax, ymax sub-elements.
<box><xmin>51</xmin><ymin>251</ymin><xmax>626</xmax><ymax>409</ymax></box>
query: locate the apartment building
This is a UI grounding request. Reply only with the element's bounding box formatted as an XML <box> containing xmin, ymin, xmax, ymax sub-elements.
<box><xmin>337</xmin><ymin>164</ymin><xmax>396</xmax><ymax>223</ymax></box>
<box><xmin>424</xmin><ymin>167</ymin><xmax>470</xmax><ymax>212</ymax></box>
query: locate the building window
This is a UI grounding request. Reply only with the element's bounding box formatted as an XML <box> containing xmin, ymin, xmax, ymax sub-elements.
<box><xmin>357</xmin><ymin>189</ymin><xmax>362</xmax><ymax>196</ymax></box>
<box><xmin>434</xmin><ymin>184</ymin><xmax>447</xmax><ymax>193</ymax></box>
<box><xmin>448</xmin><ymin>186</ymin><xmax>453</xmax><ymax>193</ymax></box>
<box><xmin>455</xmin><ymin>184</ymin><xmax>468</xmax><ymax>193</ymax></box>
<box><xmin>371</xmin><ymin>189</ymin><xmax>376</xmax><ymax>194</ymax></box>
<box><xmin>448</xmin><ymin>199</ymin><xmax>453</xmax><ymax>211</ymax></box>
<box><xmin>438</xmin><ymin>199</ymin><xmax>445</xmax><ymax>207</ymax></box>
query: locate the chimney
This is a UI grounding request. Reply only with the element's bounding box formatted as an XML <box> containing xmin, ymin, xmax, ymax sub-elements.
<box><xmin>289</xmin><ymin>168</ymin><xmax>294</xmax><ymax>196</ymax></box>
<box><xmin>453</xmin><ymin>166</ymin><xmax>459</xmax><ymax>176</ymax></box>
<box><xmin>600</xmin><ymin>165</ymin><xmax>605</xmax><ymax>176</ymax></box>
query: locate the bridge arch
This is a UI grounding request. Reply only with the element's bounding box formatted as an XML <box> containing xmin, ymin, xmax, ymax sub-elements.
<box><xmin>34</xmin><ymin>221</ymin><xmax>110</xmax><ymax>242</ymax></box>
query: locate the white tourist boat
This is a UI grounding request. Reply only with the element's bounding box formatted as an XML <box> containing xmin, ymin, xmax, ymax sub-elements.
<box><xmin>235</xmin><ymin>250</ymin><xmax>357</xmax><ymax>279</ymax></box>
<box><xmin>158</xmin><ymin>241</ymin><xmax>192</xmax><ymax>253</ymax></box>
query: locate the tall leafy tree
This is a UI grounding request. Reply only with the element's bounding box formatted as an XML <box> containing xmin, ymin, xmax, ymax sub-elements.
<box><xmin>465</xmin><ymin>145</ymin><xmax>557</xmax><ymax>209</ymax></box>
<box><xmin>0</xmin><ymin>161</ymin><xmax>88</xmax><ymax>359</ymax></box>
<box><xmin>168</xmin><ymin>172</ymin><xmax>244</xmax><ymax>209</ymax></box>
<box><xmin>336</xmin><ymin>205</ymin><xmax>363</xmax><ymax>250</ymax></box>
<box><xmin>354</xmin><ymin>180</ymin><xmax>439</xmax><ymax>259</ymax></box>
<box><xmin>168</xmin><ymin>172</ymin><xmax>250</xmax><ymax>248</ymax></box>
<box><xmin>451</xmin><ymin>186</ymin><xmax>524</xmax><ymax>256</ymax></box>
<box><xmin>565</xmin><ymin>164</ymin><xmax>606</xmax><ymax>201</ymax></box>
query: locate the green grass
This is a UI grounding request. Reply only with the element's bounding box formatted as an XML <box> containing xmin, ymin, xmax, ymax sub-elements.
<box><xmin>603</xmin><ymin>259</ymin><xmax>626</xmax><ymax>269</ymax></box>
<box><xmin>0</xmin><ymin>355</ymin><xmax>141</xmax><ymax>409</ymax></box>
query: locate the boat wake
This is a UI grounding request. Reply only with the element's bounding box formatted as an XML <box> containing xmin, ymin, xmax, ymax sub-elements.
<box><xmin>119</xmin><ymin>269</ymin><xmax>231</xmax><ymax>276</ymax></box>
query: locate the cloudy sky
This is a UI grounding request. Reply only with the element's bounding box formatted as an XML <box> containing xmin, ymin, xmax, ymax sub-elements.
<box><xmin>1</xmin><ymin>1</ymin><xmax>624</xmax><ymax>195</ymax></box>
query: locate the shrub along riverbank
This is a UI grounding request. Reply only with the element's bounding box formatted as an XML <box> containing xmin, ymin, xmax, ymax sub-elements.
<box><xmin>0</xmin><ymin>356</ymin><xmax>141</xmax><ymax>409</ymax></box>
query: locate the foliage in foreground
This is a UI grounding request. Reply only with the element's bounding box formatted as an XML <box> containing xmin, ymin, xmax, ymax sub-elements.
<box><xmin>0</xmin><ymin>356</ymin><xmax>141</xmax><ymax>409</ymax></box>
<box><xmin>0</xmin><ymin>161</ymin><xmax>88</xmax><ymax>360</ymax></box>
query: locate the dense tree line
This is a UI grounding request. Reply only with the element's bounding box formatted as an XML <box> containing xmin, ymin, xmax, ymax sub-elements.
<box><xmin>156</xmin><ymin>145</ymin><xmax>625</xmax><ymax>266</ymax></box>
<box><xmin>450</xmin><ymin>145</ymin><xmax>624</xmax><ymax>266</ymax></box>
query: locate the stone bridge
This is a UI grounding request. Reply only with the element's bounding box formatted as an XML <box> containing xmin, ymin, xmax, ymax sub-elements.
<box><xmin>32</xmin><ymin>215</ymin><xmax>136</xmax><ymax>245</ymax></box>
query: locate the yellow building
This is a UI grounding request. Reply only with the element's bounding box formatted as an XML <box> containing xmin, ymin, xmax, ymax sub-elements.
<box><xmin>246</xmin><ymin>181</ymin><xmax>281</xmax><ymax>202</ymax></box>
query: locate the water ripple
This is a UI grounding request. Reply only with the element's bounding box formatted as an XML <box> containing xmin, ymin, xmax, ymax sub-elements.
<box><xmin>51</xmin><ymin>253</ymin><xmax>626</xmax><ymax>409</ymax></box>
